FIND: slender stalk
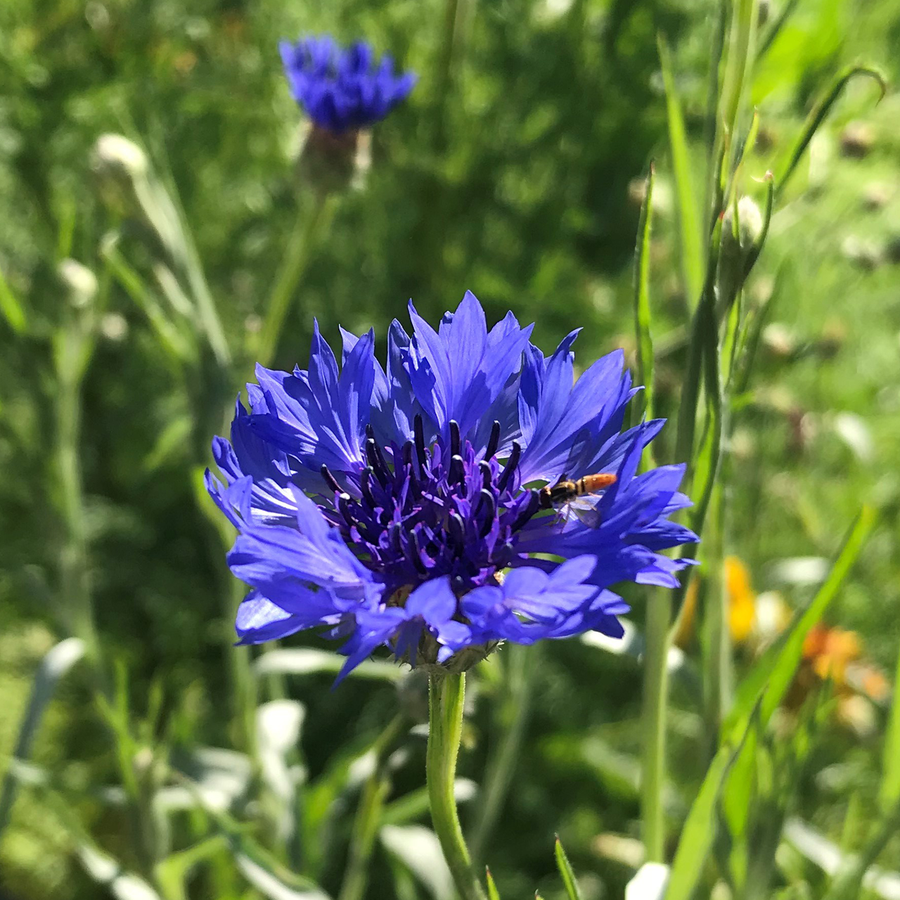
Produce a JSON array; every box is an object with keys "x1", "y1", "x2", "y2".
[
  {"x1": 427, "y1": 673, "x2": 487, "y2": 900},
  {"x1": 471, "y1": 645, "x2": 535, "y2": 863},
  {"x1": 54, "y1": 317, "x2": 99, "y2": 664},
  {"x1": 430, "y1": 0, "x2": 465, "y2": 153},
  {"x1": 701, "y1": 484, "x2": 730, "y2": 749},
  {"x1": 257, "y1": 192, "x2": 334, "y2": 369},
  {"x1": 337, "y1": 714, "x2": 408, "y2": 900},
  {"x1": 641, "y1": 592, "x2": 671, "y2": 862}
]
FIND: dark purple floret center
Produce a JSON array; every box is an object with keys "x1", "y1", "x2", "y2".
[{"x1": 319, "y1": 416, "x2": 540, "y2": 597}]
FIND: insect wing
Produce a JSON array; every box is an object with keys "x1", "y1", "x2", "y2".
[{"x1": 561, "y1": 495, "x2": 605, "y2": 529}]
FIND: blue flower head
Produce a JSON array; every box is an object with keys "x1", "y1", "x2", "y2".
[
  {"x1": 280, "y1": 35, "x2": 416, "y2": 133},
  {"x1": 208, "y1": 292, "x2": 698, "y2": 683}
]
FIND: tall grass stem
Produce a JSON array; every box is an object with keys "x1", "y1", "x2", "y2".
[
  {"x1": 641, "y1": 592, "x2": 672, "y2": 862},
  {"x1": 258, "y1": 193, "x2": 334, "y2": 369}
]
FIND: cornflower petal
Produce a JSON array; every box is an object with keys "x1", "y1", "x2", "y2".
[
  {"x1": 281, "y1": 35, "x2": 415, "y2": 133},
  {"x1": 209, "y1": 291, "x2": 697, "y2": 682}
]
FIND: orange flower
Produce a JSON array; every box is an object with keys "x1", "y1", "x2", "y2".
[
  {"x1": 726, "y1": 557, "x2": 756, "y2": 644},
  {"x1": 674, "y1": 556, "x2": 778, "y2": 649}
]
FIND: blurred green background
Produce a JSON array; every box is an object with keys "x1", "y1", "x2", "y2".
[{"x1": 1, "y1": 0, "x2": 899, "y2": 898}]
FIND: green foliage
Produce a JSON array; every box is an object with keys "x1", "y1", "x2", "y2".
[
  {"x1": 553, "y1": 837, "x2": 583, "y2": 900},
  {"x1": 1, "y1": 0, "x2": 900, "y2": 898}
]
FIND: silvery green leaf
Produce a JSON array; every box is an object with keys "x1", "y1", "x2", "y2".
[
  {"x1": 784, "y1": 818, "x2": 900, "y2": 900},
  {"x1": 165, "y1": 746, "x2": 252, "y2": 811},
  {"x1": 625, "y1": 863, "x2": 670, "y2": 900},
  {"x1": 257, "y1": 699, "x2": 306, "y2": 799},
  {"x1": 76, "y1": 844, "x2": 162, "y2": 900},
  {"x1": 235, "y1": 852, "x2": 331, "y2": 900},
  {"x1": 380, "y1": 825, "x2": 454, "y2": 900},
  {"x1": 255, "y1": 648, "x2": 403, "y2": 681},
  {"x1": 0, "y1": 637, "x2": 85, "y2": 837}
]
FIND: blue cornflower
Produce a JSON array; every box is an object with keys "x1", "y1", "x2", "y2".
[
  {"x1": 208, "y1": 292, "x2": 698, "y2": 682},
  {"x1": 280, "y1": 35, "x2": 416, "y2": 133}
]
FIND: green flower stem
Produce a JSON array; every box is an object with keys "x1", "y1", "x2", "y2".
[
  {"x1": 337, "y1": 713, "x2": 408, "y2": 900},
  {"x1": 258, "y1": 191, "x2": 335, "y2": 369},
  {"x1": 641, "y1": 590, "x2": 671, "y2": 862},
  {"x1": 427, "y1": 673, "x2": 487, "y2": 900}
]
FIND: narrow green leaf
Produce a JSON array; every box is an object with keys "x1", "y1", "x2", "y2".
[
  {"x1": 632, "y1": 164, "x2": 655, "y2": 421},
  {"x1": 154, "y1": 836, "x2": 228, "y2": 900},
  {"x1": 758, "y1": 507, "x2": 875, "y2": 725},
  {"x1": 657, "y1": 37, "x2": 704, "y2": 304},
  {"x1": 718, "y1": 0, "x2": 759, "y2": 149},
  {"x1": 0, "y1": 637, "x2": 86, "y2": 838},
  {"x1": 0, "y1": 264, "x2": 27, "y2": 334},
  {"x1": 665, "y1": 703, "x2": 760, "y2": 900},
  {"x1": 757, "y1": 0, "x2": 801, "y2": 58},
  {"x1": 102, "y1": 241, "x2": 196, "y2": 364},
  {"x1": 722, "y1": 506, "x2": 875, "y2": 741},
  {"x1": 879, "y1": 639, "x2": 900, "y2": 813},
  {"x1": 777, "y1": 65, "x2": 887, "y2": 198},
  {"x1": 555, "y1": 837, "x2": 583, "y2": 900},
  {"x1": 485, "y1": 868, "x2": 502, "y2": 900},
  {"x1": 741, "y1": 172, "x2": 775, "y2": 279}
]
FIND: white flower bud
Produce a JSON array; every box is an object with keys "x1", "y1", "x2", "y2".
[
  {"x1": 90, "y1": 133, "x2": 149, "y2": 212},
  {"x1": 100, "y1": 312, "x2": 128, "y2": 342},
  {"x1": 723, "y1": 196, "x2": 764, "y2": 252},
  {"x1": 57, "y1": 258, "x2": 98, "y2": 309},
  {"x1": 626, "y1": 863, "x2": 670, "y2": 900}
]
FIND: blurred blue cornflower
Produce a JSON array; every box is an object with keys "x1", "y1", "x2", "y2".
[
  {"x1": 280, "y1": 35, "x2": 416, "y2": 133},
  {"x1": 208, "y1": 293, "x2": 698, "y2": 681}
]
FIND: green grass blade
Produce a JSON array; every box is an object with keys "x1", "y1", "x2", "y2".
[
  {"x1": 879, "y1": 639, "x2": 900, "y2": 813},
  {"x1": 0, "y1": 264, "x2": 27, "y2": 335},
  {"x1": 665, "y1": 703, "x2": 760, "y2": 900},
  {"x1": 657, "y1": 37, "x2": 704, "y2": 305},
  {"x1": 154, "y1": 836, "x2": 228, "y2": 900},
  {"x1": 718, "y1": 0, "x2": 758, "y2": 151},
  {"x1": 722, "y1": 506, "x2": 875, "y2": 740},
  {"x1": 554, "y1": 837, "x2": 583, "y2": 900},
  {"x1": 632, "y1": 164, "x2": 655, "y2": 420},
  {"x1": 757, "y1": 507, "x2": 875, "y2": 725},
  {"x1": 0, "y1": 637, "x2": 86, "y2": 840},
  {"x1": 486, "y1": 868, "x2": 502, "y2": 900},
  {"x1": 757, "y1": 0, "x2": 801, "y2": 58},
  {"x1": 777, "y1": 65, "x2": 886, "y2": 198}
]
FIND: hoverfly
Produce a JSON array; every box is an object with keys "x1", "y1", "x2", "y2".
[{"x1": 538, "y1": 472, "x2": 617, "y2": 527}]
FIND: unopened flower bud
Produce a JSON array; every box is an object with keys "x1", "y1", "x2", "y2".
[
  {"x1": 716, "y1": 195, "x2": 766, "y2": 317},
  {"x1": 90, "y1": 133, "x2": 149, "y2": 213},
  {"x1": 281, "y1": 35, "x2": 414, "y2": 195},
  {"x1": 100, "y1": 312, "x2": 128, "y2": 342},
  {"x1": 297, "y1": 121, "x2": 372, "y2": 194},
  {"x1": 57, "y1": 259, "x2": 98, "y2": 309},
  {"x1": 723, "y1": 196, "x2": 764, "y2": 253}
]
